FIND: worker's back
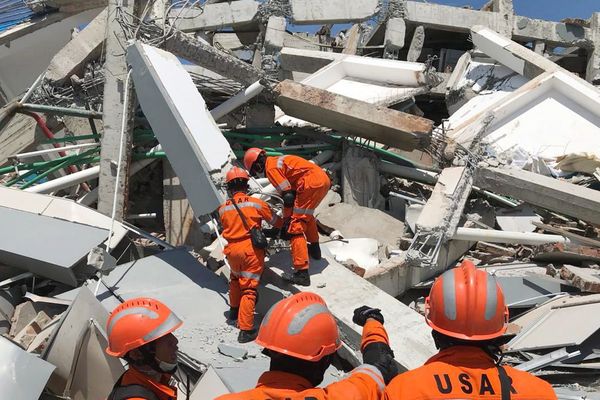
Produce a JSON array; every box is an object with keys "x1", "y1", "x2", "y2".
[
  {"x1": 265, "y1": 155, "x2": 324, "y2": 190},
  {"x1": 384, "y1": 346, "x2": 556, "y2": 400},
  {"x1": 218, "y1": 368, "x2": 383, "y2": 400}
]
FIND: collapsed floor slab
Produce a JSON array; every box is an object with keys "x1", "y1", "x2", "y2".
[
  {"x1": 274, "y1": 80, "x2": 433, "y2": 151},
  {"x1": 172, "y1": 0, "x2": 260, "y2": 32},
  {"x1": 290, "y1": 0, "x2": 379, "y2": 25}
]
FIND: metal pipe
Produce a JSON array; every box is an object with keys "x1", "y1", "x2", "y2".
[
  {"x1": 127, "y1": 213, "x2": 157, "y2": 220},
  {"x1": 13, "y1": 143, "x2": 99, "y2": 161},
  {"x1": 453, "y1": 227, "x2": 569, "y2": 245},
  {"x1": 20, "y1": 72, "x2": 45, "y2": 104},
  {"x1": 378, "y1": 161, "x2": 438, "y2": 185},
  {"x1": 210, "y1": 80, "x2": 264, "y2": 121},
  {"x1": 310, "y1": 150, "x2": 335, "y2": 166},
  {"x1": 25, "y1": 165, "x2": 100, "y2": 194},
  {"x1": 389, "y1": 191, "x2": 426, "y2": 205},
  {"x1": 19, "y1": 103, "x2": 103, "y2": 119}
]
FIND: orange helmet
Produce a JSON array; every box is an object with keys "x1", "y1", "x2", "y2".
[
  {"x1": 243, "y1": 148, "x2": 265, "y2": 171},
  {"x1": 256, "y1": 292, "x2": 341, "y2": 361},
  {"x1": 106, "y1": 298, "x2": 183, "y2": 357},
  {"x1": 226, "y1": 167, "x2": 250, "y2": 183},
  {"x1": 425, "y1": 260, "x2": 509, "y2": 341}
]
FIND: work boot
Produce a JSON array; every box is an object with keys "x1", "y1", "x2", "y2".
[
  {"x1": 308, "y1": 243, "x2": 322, "y2": 260},
  {"x1": 238, "y1": 329, "x2": 258, "y2": 343},
  {"x1": 282, "y1": 270, "x2": 311, "y2": 287},
  {"x1": 228, "y1": 307, "x2": 239, "y2": 321}
]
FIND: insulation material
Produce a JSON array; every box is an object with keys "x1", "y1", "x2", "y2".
[{"x1": 323, "y1": 238, "x2": 380, "y2": 271}]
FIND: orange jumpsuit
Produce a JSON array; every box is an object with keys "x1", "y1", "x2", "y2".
[
  {"x1": 108, "y1": 366, "x2": 177, "y2": 400},
  {"x1": 384, "y1": 346, "x2": 557, "y2": 400},
  {"x1": 218, "y1": 192, "x2": 279, "y2": 331},
  {"x1": 216, "y1": 319, "x2": 388, "y2": 400},
  {"x1": 265, "y1": 155, "x2": 331, "y2": 270}
]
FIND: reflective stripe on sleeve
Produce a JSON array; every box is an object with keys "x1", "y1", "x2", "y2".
[
  {"x1": 276, "y1": 179, "x2": 292, "y2": 192},
  {"x1": 351, "y1": 364, "x2": 385, "y2": 393},
  {"x1": 219, "y1": 202, "x2": 262, "y2": 215},
  {"x1": 277, "y1": 155, "x2": 288, "y2": 168},
  {"x1": 293, "y1": 207, "x2": 315, "y2": 216}
]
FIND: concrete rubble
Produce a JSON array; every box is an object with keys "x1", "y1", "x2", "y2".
[{"x1": 0, "y1": 0, "x2": 600, "y2": 398}]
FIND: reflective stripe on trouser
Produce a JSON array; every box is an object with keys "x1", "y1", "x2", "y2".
[{"x1": 225, "y1": 240, "x2": 265, "y2": 330}]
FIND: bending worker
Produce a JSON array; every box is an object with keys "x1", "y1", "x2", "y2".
[
  {"x1": 216, "y1": 292, "x2": 397, "y2": 400},
  {"x1": 244, "y1": 148, "x2": 330, "y2": 286},
  {"x1": 106, "y1": 298, "x2": 182, "y2": 400},
  {"x1": 219, "y1": 166, "x2": 280, "y2": 343},
  {"x1": 385, "y1": 260, "x2": 557, "y2": 400}
]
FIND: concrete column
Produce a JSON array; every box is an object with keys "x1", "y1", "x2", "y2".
[
  {"x1": 491, "y1": 0, "x2": 513, "y2": 37},
  {"x1": 407, "y1": 25, "x2": 425, "y2": 62},
  {"x1": 264, "y1": 16, "x2": 286, "y2": 54},
  {"x1": 384, "y1": 18, "x2": 406, "y2": 59},
  {"x1": 586, "y1": 12, "x2": 600, "y2": 85},
  {"x1": 533, "y1": 40, "x2": 546, "y2": 55},
  {"x1": 97, "y1": 0, "x2": 138, "y2": 218}
]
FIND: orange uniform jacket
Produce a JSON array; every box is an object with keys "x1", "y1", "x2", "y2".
[
  {"x1": 384, "y1": 346, "x2": 557, "y2": 400},
  {"x1": 265, "y1": 155, "x2": 326, "y2": 194},
  {"x1": 216, "y1": 319, "x2": 389, "y2": 400},
  {"x1": 218, "y1": 192, "x2": 278, "y2": 241},
  {"x1": 109, "y1": 367, "x2": 177, "y2": 400}
]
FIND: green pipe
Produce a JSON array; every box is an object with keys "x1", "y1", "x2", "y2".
[
  {"x1": 19, "y1": 148, "x2": 99, "y2": 189},
  {"x1": 44, "y1": 134, "x2": 101, "y2": 144}
]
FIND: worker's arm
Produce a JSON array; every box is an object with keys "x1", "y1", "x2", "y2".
[
  {"x1": 354, "y1": 306, "x2": 398, "y2": 385},
  {"x1": 266, "y1": 166, "x2": 292, "y2": 194}
]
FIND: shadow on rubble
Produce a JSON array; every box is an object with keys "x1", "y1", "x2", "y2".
[{"x1": 97, "y1": 248, "x2": 228, "y2": 303}]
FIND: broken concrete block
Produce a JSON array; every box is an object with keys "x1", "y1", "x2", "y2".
[
  {"x1": 14, "y1": 310, "x2": 51, "y2": 349},
  {"x1": 384, "y1": 18, "x2": 406, "y2": 51},
  {"x1": 9, "y1": 301, "x2": 36, "y2": 338},
  {"x1": 407, "y1": 26, "x2": 425, "y2": 62},
  {"x1": 317, "y1": 203, "x2": 405, "y2": 249},
  {"x1": 560, "y1": 265, "x2": 600, "y2": 293},
  {"x1": 275, "y1": 80, "x2": 433, "y2": 151},
  {"x1": 290, "y1": 0, "x2": 379, "y2": 24},
  {"x1": 45, "y1": 8, "x2": 107, "y2": 83},
  {"x1": 264, "y1": 16, "x2": 286, "y2": 53},
  {"x1": 218, "y1": 343, "x2": 248, "y2": 360},
  {"x1": 173, "y1": 0, "x2": 260, "y2": 32}
]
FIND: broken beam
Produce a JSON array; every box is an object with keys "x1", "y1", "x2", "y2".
[
  {"x1": 274, "y1": 80, "x2": 433, "y2": 151},
  {"x1": 475, "y1": 167, "x2": 600, "y2": 225}
]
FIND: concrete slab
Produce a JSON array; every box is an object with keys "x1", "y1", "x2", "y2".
[
  {"x1": 263, "y1": 252, "x2": 436, "y2": 371},
  {"x1": 384, "y1": 18, "x2": 406, "y2": 51},
  {"x1": 190, "y1": 365, "x2": 230, "y2": 399},
  {"x1": 0, "y1": 335, "x2": 55, "y2": 400},
  {"x1": 290, "y1": 0, "x2": 379, "y2": 25},
  {"x1": 264, "y1": 16, "x2": 286, "y2": 53},
  {"x1": 275, "y1": 80, "x2": 433, "y2": 151},
  {"x1": 280, "y1": 47, "x2": 344, "y2": 75},
  {"x1": 496, "y1": 205, "x2": 541, "y2": 233},
  {"x1": 317, "y1": 203, "x2": 405, "y2": 250},
  {"x1": 128, "y1": 42, "x2": 233, "y2": 217},
  {"x1": 0, "y1": 206, "x2": 109, "y2": 286},
  {"x1": 173, "y1": 1, "x2": 260, "y2": 32},
  {"x1": 475, "y1": 167, "x2": 600, "y2": 225}
]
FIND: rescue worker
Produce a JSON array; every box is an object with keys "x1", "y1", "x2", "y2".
[
  {"x1": 384, "y1": 260, "x2": 557, "y2": 400},
  {"x1": 216, "y1": 292, "x2": 398, "y2": 400},
  {"x1": 244, "y1": 148, "x2": 331, "y2": 286},
  {"x1": 106, "y1": 297, "x2": 183, "y2": 400},
  {"x1": 219, "y1": 166, "x2": 280, "y2": 343}
]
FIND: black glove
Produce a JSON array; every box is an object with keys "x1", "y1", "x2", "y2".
[
  {"x1": 282, "y1": 191, "x2": 296, "y2": 208},
  {"x1": 280, "y1": 218, "x2": 292, "y2": 240},
  {"x1": 363, "y1": 342, "x2": 398, "y2": 384},
  {"x1": 353, "y1": 306, "x2": 384, "y2": 326}
]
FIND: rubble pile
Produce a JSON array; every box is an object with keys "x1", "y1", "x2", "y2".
[{"x1": 0, "y1": 0, "x2": 599, "y2": 399}]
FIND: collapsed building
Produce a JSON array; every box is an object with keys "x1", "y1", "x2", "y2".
[{"x1": 0, "y1": 0, "x2": 600, "y2": 399}]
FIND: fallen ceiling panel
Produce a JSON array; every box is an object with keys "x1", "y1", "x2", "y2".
[
  {"x1": 0, "y1": 335, "x2": 55, "y2": 400},
  {"x1": 127, "y1": 42, "x2": 232, "y2": 217}
]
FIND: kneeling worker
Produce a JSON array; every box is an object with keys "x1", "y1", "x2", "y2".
[
  {"x1": 106, "y1": 298, "x2": 183, "y2": 400},
  {"x1": 216, "y1": 292, "x2": 398, "y2": 400},
  {"x1": 219, "y1": 166, "x2": 280, "y2": 343},
  {"x1": 244, "y1": 148, "x2": 331, "y2": 286},
  {"x1": 384, "y1": 260, "x2": 557, "y2": 400}
]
